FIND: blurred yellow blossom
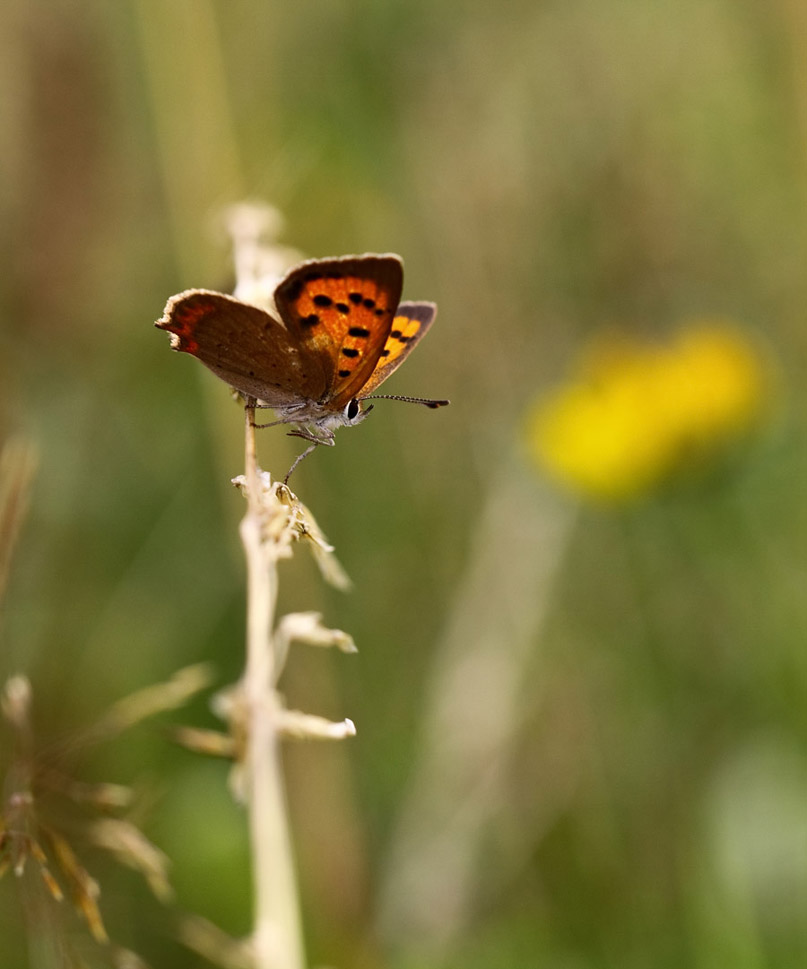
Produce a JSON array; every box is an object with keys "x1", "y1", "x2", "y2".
[{"x1": 526, "y1": 321, "x2": 772, "y2": 501}]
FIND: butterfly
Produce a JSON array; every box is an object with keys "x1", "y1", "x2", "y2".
[{"x1": 155, "y1": 253, "x2": 449, "y2": 480}]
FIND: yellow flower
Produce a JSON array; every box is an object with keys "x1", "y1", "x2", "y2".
[{"x1": 526, "y1": 321, "x2": 771, "y2": 502}]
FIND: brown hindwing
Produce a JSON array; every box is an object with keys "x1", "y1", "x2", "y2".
[{"x1": 155, "y1": 290, "x2": 328, "y2": 406}]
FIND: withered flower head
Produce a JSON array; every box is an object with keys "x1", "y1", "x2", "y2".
[{"x1": 0, "y1": 667, "x2": 211, "y2": 963}]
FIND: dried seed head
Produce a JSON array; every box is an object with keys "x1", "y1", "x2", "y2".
[{"x1": 232, "y1": 472, "x2": 351, "y2": 588}]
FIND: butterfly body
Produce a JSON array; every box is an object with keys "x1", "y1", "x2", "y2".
[{"x1": 156, "y1": 254, "x2": 447, "y2": 476}]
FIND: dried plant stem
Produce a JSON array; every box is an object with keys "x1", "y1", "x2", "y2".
[
  {"x1": 241, "y1": 405, "x2": 305, "y2": 969},
  {"x1": 0, "y1": 438, "x2": 37, "y2": 615}
]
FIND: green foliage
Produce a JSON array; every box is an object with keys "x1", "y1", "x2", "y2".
[{"x1": 2, "y1": 0, "x2": 807, "y2": 965}]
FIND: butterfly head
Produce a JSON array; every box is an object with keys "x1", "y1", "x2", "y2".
[
  {"x1": 343, "y1": 397, "x2": 374, "y2": 425},
  {"x1": 309, "y1": 397, "x2": 374, "y2": 435}
]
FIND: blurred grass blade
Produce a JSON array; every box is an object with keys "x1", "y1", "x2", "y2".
[{"x1": 0, "y1": 438, "x2": 37, "y2": 613}]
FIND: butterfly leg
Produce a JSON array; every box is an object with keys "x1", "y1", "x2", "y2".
[
  {"x1": 247, "y1": 399, "x2": 310, "y2": 430},
  {"x1": 283, "y1": 443, "x2": 322, "y2": 483},
  {"x1": 283, "y1": 427, "x2": 336, "y2": 483},
  {"x1": 252, "y1": 405, "x2": 310, "y2": 431}
]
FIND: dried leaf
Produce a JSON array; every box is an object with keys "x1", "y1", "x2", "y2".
[
  {"x1": 172, "y1": 725, "x2": 237, "y2": 758},
  {"x1": 89, "y1": 818, "x2": 172, "y2": 903},
  {"x1": 276, "y1": 612, "x2": 357, "y2": 655},
  {"x1": 98, "y1": 663, "x2": 215, "y2": 736},
  {"x1": 179, "y1": 913, "x2": 255, "y2": 969}
]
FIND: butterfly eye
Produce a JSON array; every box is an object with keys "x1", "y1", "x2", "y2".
[{"x1": 345, "y1": 399, "x2": 361, "y2": 421}]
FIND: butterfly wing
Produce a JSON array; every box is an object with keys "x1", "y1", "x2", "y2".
[
  {"x1": 356, "y1": 301, "x2": 438, "y2": 397},
  {"x1": 274, "y1": 254, "x2": 403, "y2": 409},
  {"x1": 156, "y1": 289, "x2": 329, "y2": 406}
]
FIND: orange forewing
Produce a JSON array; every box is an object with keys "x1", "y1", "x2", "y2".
[
  {"x1": 274, "y1": 255, "x2": 403, "y2": 407},
  {"x1": 358, "y1": 302, "x2": 438, "y2": 397}
]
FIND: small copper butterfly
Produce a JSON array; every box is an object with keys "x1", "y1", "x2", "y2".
[{"x1": 156, "y1": 253, "x2": 449, "y2": 479}]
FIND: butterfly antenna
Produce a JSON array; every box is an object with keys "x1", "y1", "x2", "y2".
[{"x1": 360, "y1": 394, "x2": 450, "y2": 409}]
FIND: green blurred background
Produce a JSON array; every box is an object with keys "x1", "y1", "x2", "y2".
[{"x1": 3, "y1": 0, "x2": 807, "y2": 966}]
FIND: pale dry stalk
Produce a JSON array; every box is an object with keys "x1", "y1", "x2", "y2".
[{"x1": 240, "y1": 405, "x2": 305, "y2": 969}]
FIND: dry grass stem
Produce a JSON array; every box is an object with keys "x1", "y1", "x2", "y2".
[
  {"x1": 239, "y1": 405, "x2": 306, "y2": 969},
  {"x1": 0, "y1": 437, "x2": 37, "y2": 613},
  {"x1": 227, "y1": 391, "x2": 358, "y2": 969}
]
